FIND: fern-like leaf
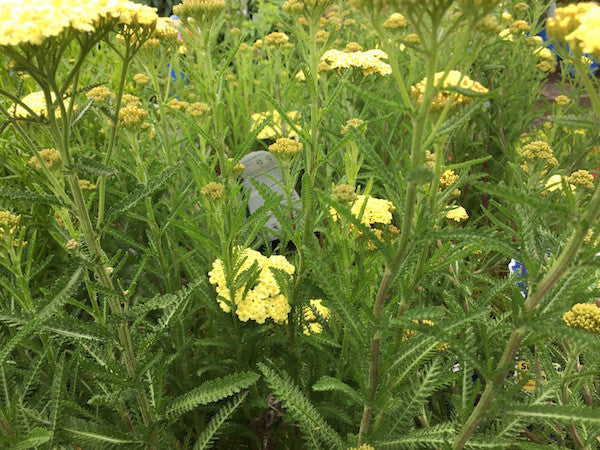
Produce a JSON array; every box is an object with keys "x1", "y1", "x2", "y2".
[
  {"x1": 312, "y1": 376, "x2": 362, "y2": 405},
  {"x1": 165, "y1": 371, "x2": 259, "y2": 419},
  {"x1": 12, "y1": 427, "x2": 52, "y2": 450},
  {"x1": 258, "y1": 363, "x2": 345, "y2": 449},
  {"x1": 193, "y1": 391, "x2": 248, "y2": 450}
]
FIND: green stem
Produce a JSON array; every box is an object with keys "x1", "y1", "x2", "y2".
[
  {"x1": 358, "y1": 32, "x2": 440, "y2": 445},
  {"x1": 452, "y1": 139, "x2": 600, "y2": 448},
  {"x1": 97, "y1": 42, "x2": 133, "y2": 228}
]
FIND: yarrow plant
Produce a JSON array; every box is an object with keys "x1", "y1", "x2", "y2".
[{"x1": 3, "y1": 0, "x2": 600, "y2": 448}]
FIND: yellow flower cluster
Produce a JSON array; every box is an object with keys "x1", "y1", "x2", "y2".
[
  {"x1": 331, "y1": 184, "x2": 358, "y2": 204},
  {"x1": 533, "y1": 46, "x2": 556, "y2": 73},
  {"x1": 330, "y1": 194, "x2": 394, "y2": 227},
  {"x1": 208, "y1": 248, "x2": 295, "y2": 324},
  {"x1": 133, "y1": 73, "x2": 150, "y2": 85},
  {"x1": 118, "y1": 104, "x2": 148, "y2": 130},
  {"x1": 341, "y1": 118, "x2": 366, "y2": 136},
  {"x1": 188, "y1": 102, "x2": 210, "y2": 117},
  {"x1": 383, "y1": 12, "x2": 408, "y2": 29},
  {"x1": 509, "y1": 19, "x2": 531, "y2": 34},
  {"x1": 544, "y1": 174, "x2": 575, "y2": 194},
  {"x1": 173, "y1": 0, "x2": 226, "y2": 26},
  {"x1": 121, "y1": 93, "x2": 143, "y2": 107},
  {"x1": 547, "y1": 2, "x2": 600, "y2": 58},
  {"x1": 28, "y1": 148, "x2": 62, "y2": 171},
  {"x1": 344, "y1": 42, "x2": 363, "y2": 53},
  {"x1": 79, "y1": 179, "x2": 97, "y2": 190},
  {"x1": 200, "y1": 181, "x2": 224, "y2": 199},
  {"x1": 86, "y1": 86, "x2": 116, "y2": 103},
  {"x1": 425, "y1": 150, "x2": 436, "y2": 169},
  {"x1": 563, "y1": 303, "x2": 600, "y2": 334},
  {"x1": 520, "y1": 140, "x2": 558, "y2": 174},
  {"x1": 321, "y1": 49, "x2": 392, "y2": 76},
  {"x1": 251, "y1": 110, "x2": 300, "y2": 140},
  {"x1": 303, "y1": 299, "x2": 330, "y2": 336},
  {"x1": 521, "y1": 141, "x2": 555, "y2": 161},
  {"x1": 568, "y1": 170, "x2": 594, "y2": 189},
  {"x1": 0, "y1": 211, "x2": 20, "y2": 235},
  {"x1": 264, "y1": 32, "x2": 291, "y2": 48},
  {"x1": 0, "y1": 0, "x2": 158, "y2": 47},
  {"x1": 10, "y1": 91, "x2": 72, "y2": 119},
  {"x1": 154, "y1": 16, "x2": 179, "y2": 45},
  {"x1": 411, "y1": 70, "x2": 488, "y2": 110},
  {"x1": 316, "y1": 30, "x2": 329, "y2": 43},
  {"x1": 446, "y1": 206, "x2": 469, "y2": 222},
  {"x1": 555, "y1": 95, "x2": 570, "y2": 106},
  {"x1": 268, "y1": 138, "x2": 303, "y2": 158},
  {"x1": 439, "y1": 170, "x2": 458, "y2": 188},
  {"x1": 282, "y1": 0, "x2": 334, "y2": 15}
]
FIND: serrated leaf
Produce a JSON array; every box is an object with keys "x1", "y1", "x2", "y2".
[
  {"x1": 166, "y1": 371, "x2": 259, "y2": 419},
  {"x1": 73, "y1": 157, "x2": 118, "y2": 177},
  {"x1": 312, "y1": 376, "x2": 362, "y2": 405},
  {"x1": 12, "y1": 427, "x2": 52, "y2": 450},
  {"x1": 259, "y1": 363, "x2": 344, "y2": 449},
  {"x1": 103, "y1": 162, "x2": 181, "y2": 225},
  {"x1": 0, "y1": 188, "x2": 64, "y2": 206},
  {"x1": 193, "y1": 391, "x2": 248, "y2": 450},
  {"x1": 502, "y1": 404, "x2": 600, "y2": 425}
]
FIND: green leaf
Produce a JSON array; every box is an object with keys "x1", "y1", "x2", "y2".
[
  {"x1": 258, "y1": 363, "x2": 344, "y2": 449},
  {"x1": 312, "y1": 376, "x2": 362, "y2": 405},
  {"x1": 193, "y1": 391, "x2": 248, "y2": 450},
  {"x1": 72, "y1": 157, "x2": 117, "y2": 177},
  {"x1": 12, "y1": 427, "x2": 52, "y2": 450},
  {"x1": 0, "y1": 265, "x2": 84, "y2": 362},
  {"x1": 103, "y1": 162, "x2": 181, "y2": 226},
  {"x1": 501, "y1": 404, "x2": 600, "y2": 425},
  {"x1": 166, "y1": 371, "x2": 259, "y2": 419},
  {"x1": 375, "y1": 422, "x2": 454, "y2": 448},
  {"x1": 0, "y1": 188, "x2": 64, "y2": 206}
]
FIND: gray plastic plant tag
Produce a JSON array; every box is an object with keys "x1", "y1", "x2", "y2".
[{"x1": 240, "y1": 151, "x2": 302, "y2": 240}]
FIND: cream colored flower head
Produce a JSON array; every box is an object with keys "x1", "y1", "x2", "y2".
[
  {"x1": 250, "y1": 110, "x2": 300, "y2": 140},
  {"x1": 412, "y1": 70, "x2": 488, "y2": 110},
  {"x1": 330, "y1": 194, "x2": 394, "y2": 227},
  {"x1": 208, "y1": 248, "x2": 294, "y2": 324},
  {"x1": 268, "y1": 138, "x2": 303, "y2": 158},
  {"x1": 11, "y1": 91, "x2": 72, "y2": 119},
  {"x1": 321, "y1": 48, "x2": 392, "y2": 76},
  {"x1": 446, "y1": 206, "x2": 468, "y2": 222},
  {"x1": 0, "y1": 0, "x2": 158, "y2": 47}
]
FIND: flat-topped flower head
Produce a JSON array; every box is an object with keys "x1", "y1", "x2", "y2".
[
  {"x1": 118, "y1": 104, "x2": 148, "y2": 129},
  {"x1": 0, "y1": 0, "x2": 158, "y2": 48},
  {"x1": 446, "y1": 206, "x2": 468, "y2": 222},
  {"x1": 264, "y1": 31, "x2": 290, "y2": 48},
  {"x1": 173, "y1": 0, "x2": 225, "y2": 27},
  {"x1": 10, "y1": 91, "x2": 72, "y2": 119},
  {"x1": 201, "y1": 181, "x2": 224, "y2": 199},
  {"x1": 383, "y1": 13, "x2": 407, "y2": 29},
  {"x1": 411, "y1": 70, "x2": 488, "y2": 110},
  {"x1": 547, "y1": 2, "x2": 599, "y2": 55},
  {"x1": 563, "y1": 303, "x2": 600, "y2": 334},
  {"x1": 28, "y1": 148, "x2": 62, "y2": 171},
  {"x1": 268, "y1": 138, "x2": 303, "y2": 158},
  {"x1": 321, "y1": 48, "x2": 392, "y2": 76},
  {"x1": 439, "y1": 170, "x2": 459, "y2": 188},
  {"x1": 0, "y1": 211, "x2": 20, "y2": 235},
  {"x1": 208, "y1": 248, "x2": 295, "y2": 324},
  {"x1": 251, "y1": 110, "x2": 300, "y2": 140},
  {"x1": 569, "y1": 170, "x2": 594, "y2": 189},
  {"x1": 330, "y1": 194, "x2": 394, "y2": 227}
]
